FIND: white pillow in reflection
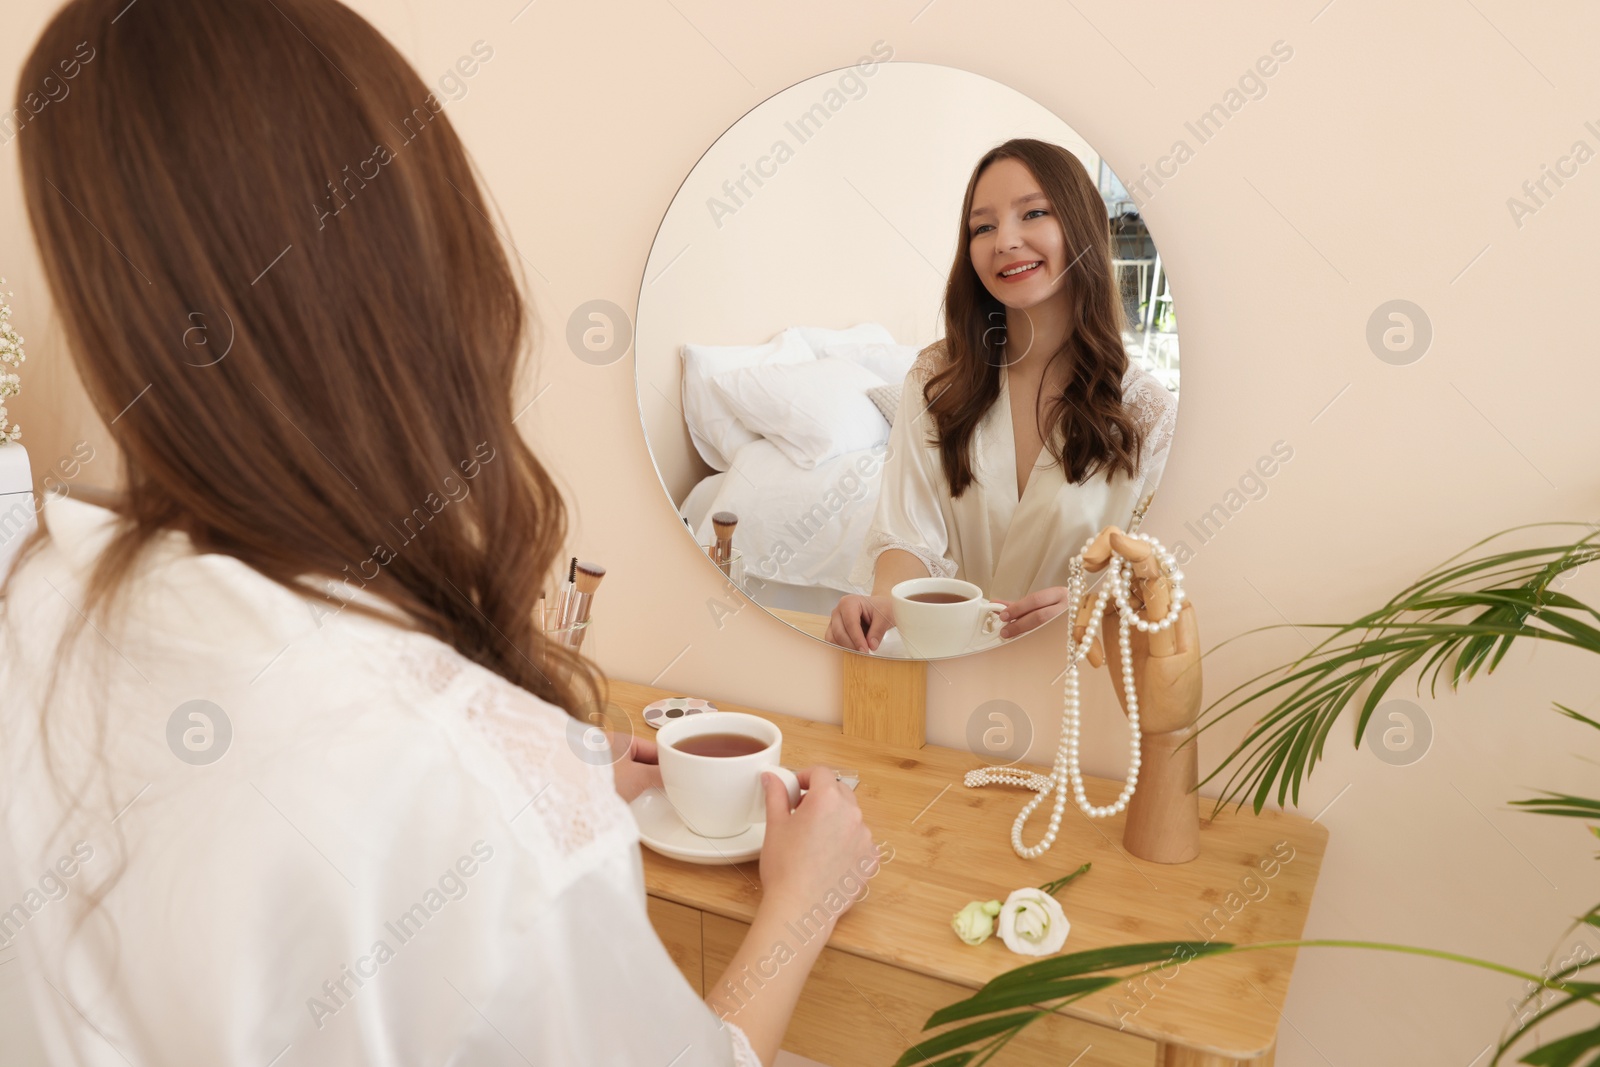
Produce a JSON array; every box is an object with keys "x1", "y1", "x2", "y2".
[
  {"x1": 821, "y1": 340, "x2": 921, "y2": 387},
  {"x1": 709, "y1": 356, "x2": 889, "y2": 469},
  {"x1": 680, "y1": 328, "x2": 813, "y2": 470},
  {"x1": 795, "y1": 322, "x2": 895, "y2": 355}
]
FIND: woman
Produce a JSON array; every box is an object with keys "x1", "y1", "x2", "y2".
[
  {"x1": 827, "y1": 139, "x2": 1176, "y2": 654},
  {"x1": 0, "y1": 1, "x2": 876, "y2": 1064}
]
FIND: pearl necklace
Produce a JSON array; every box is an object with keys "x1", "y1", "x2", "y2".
[{"x1": 963, "y1": 532, "x2": 1185, "y2": 859}]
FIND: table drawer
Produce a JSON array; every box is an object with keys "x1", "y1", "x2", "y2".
[{"x1": 702, "y1": 912, "x2": 1155, "y2": 1067}]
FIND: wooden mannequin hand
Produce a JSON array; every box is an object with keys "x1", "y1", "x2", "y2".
[
  {"x1": 1100, "y1": 601, "x2": 1202, "y2": 734},
  {"x1": 1069, "y1": 526, "x2": 1202, "y2": 735}
]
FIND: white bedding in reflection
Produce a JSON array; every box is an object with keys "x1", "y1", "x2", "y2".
[{"x1": 681, "y1": 438, "x2": 888, "y2": 596}]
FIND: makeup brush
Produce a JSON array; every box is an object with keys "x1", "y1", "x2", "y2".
[
  {"x1": 711, "y1": 511, "x2": 738, "y2": 577},
  {"x1": 568, "y1": 561, "x2": 607, "y2": 652},
  {"x1": 557, "y1": 556, "x2": 578, "y2": 628}
]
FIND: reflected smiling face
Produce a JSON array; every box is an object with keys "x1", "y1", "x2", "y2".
[{"x1": 967, "y1": 157, "x2": 1070, "y2": 313}]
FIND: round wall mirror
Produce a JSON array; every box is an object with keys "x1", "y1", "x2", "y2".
[{"x1": 635, "y1": 61, "x2": 1180, "y2": 660}]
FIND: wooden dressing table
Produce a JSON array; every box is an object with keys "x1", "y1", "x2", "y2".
[{"x1": 618, "y1": 678, "x2": 1329, "y2": 1066}]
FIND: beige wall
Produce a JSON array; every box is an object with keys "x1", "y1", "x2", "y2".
[{"x1": 3, "y1": 2, "x2": 1599, "y2": 1065}]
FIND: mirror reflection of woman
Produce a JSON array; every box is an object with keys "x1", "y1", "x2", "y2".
[{"x1": 826, "y1": 139, "x2": 1176, "y2": 653}]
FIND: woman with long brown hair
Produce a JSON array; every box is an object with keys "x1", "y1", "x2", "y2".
[
  {"x1": 0, "y1": 0, "x2": 876, "y2": 1063},
  {"x1": 826, "y1": 139, "x2": 1177, "y2": 653}
]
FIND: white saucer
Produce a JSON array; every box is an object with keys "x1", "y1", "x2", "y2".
[
  {"x1": 631, "y1": 787, "x2": 764, "y2": 865},
  {"x1": 872, "y1": 624, "x2": 1005, "y2": 659}
]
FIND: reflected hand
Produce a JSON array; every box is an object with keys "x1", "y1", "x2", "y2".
[
  {"x1": 608, "y1": 732, "x2": 662, "y2": 803},
  {"x1": 994, "y1": 586, "x2": 1070, "y2": 640},
  {"x1": 826, "y1": 594, "x2": 894, "y2": 653}
]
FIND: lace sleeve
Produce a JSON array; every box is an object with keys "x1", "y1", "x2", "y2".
[
  {"x1": 391, "y1": 633, "x2": 636, "y2": 894},
  {"x1": 904, "y1": 340, "x2": 944, "y2": 398},
  {"x1": 1120, "y1": 365, "x2": 1178, "y2": 533},
  {"x1": 724, "y1": 1020, "x2": 763, "y2": 1066},
  {"x1": 1122, "y1": 364, "x2": 1177, "y2": 472},
  {"x1": 853, "y1": 532, "x2": 959, "y2": 584}
]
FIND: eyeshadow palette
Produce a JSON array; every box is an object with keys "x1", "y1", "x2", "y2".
[{"x1": 642, "y1": 696, "x2": 720, "y2": 729}]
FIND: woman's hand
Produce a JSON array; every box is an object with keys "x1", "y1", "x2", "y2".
[
  {"x1": 607, "y1": 732, "x2": 662, "y2": 803},
  {"x1": 707, "y1": 769, "x2": 882, "y2": 1062},
  {"x1": 993, "y1": 586, "x2": 1070, "y2": 640},
  {"x1": 825, "y1": 594, "x2": 895, "y2": 653},
  {"x1": 758, "y1": 766, "x2": 879, "y2": 927}
]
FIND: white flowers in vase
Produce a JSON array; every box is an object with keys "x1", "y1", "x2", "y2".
[{"x1": 0, "y1": 278, "x2": 24, "y2": 444}]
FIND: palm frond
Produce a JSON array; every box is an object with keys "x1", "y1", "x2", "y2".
[
  {"x1": 1195, "y1": 526, "x2": 1600, "y2": 814},
  {"x1": 906, "y1": 937, "x2": 1587, "y2": 1066}
]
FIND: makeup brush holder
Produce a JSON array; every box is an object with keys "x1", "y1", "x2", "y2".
[
  {"x1": 537, "y1": 619, "x2": 594, "y2": 688},
  {"x1": 702, "y1": 545, "x2": 745, "y2": 588},
  {"x1": 542, "y1": 618, "x2": 590, "y2": 650}
]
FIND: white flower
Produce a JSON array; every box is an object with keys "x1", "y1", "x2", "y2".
[
  {"x1": 951, "y1": 899, "x2": 1002, "y2": 946},
  {"x1": 996, "y1": 888, "x2": 1070, "y2": 956}
]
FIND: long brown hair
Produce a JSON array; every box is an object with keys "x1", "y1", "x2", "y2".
[
  {"x1": 13, "y1": 0, "x2": 598, "y2": 728},
  {"x1": 926, "y1": 138, "x2": 1144, "y2": 496}
]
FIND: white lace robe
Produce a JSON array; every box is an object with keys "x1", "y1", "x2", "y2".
[
  {"x1": 0, "y1": 496, "x2": 759, "y2": 1067},
  {"x1": 850, "y1": 341, "x2": 1178, "y2": 601}
]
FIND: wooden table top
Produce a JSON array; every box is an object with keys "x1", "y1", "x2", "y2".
[
  {"x1": 615, "y1": 679, "x2": 1328, "y2": 1060},
  {"x1": 766, "y1": 606, "x2": 830, "y2": 640}
]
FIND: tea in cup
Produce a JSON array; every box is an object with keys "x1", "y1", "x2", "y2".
[
  {"x1": 891, "y1": 577, "x2": 1004, "y2": 658},
  {"x1": 656, "y1": 712, "x2": 802, "y2": 839}
]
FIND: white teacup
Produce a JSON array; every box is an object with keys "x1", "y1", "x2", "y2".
[
  {"x1": 891, "y1": 577, "x2": 1004, "y2": 659},
  {"x1": 656, "y1": 712, "x2": 802, "y2": 839}
]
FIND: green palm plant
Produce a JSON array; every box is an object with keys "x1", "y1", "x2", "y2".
[
  {"x1": 900, "y1": 522, "x2": 1600, "y2": 1066},
  {"x1": 1198, "y1": 521, "x2": 1600, "y2": 815}
]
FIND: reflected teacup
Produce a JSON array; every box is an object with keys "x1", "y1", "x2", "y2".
[
  {"x1": 891, "y1": 577, "x2": 1004, "y2": 659},
  {"x1": 656, "y1": 712, "x2": 802, "y2": 839}
]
